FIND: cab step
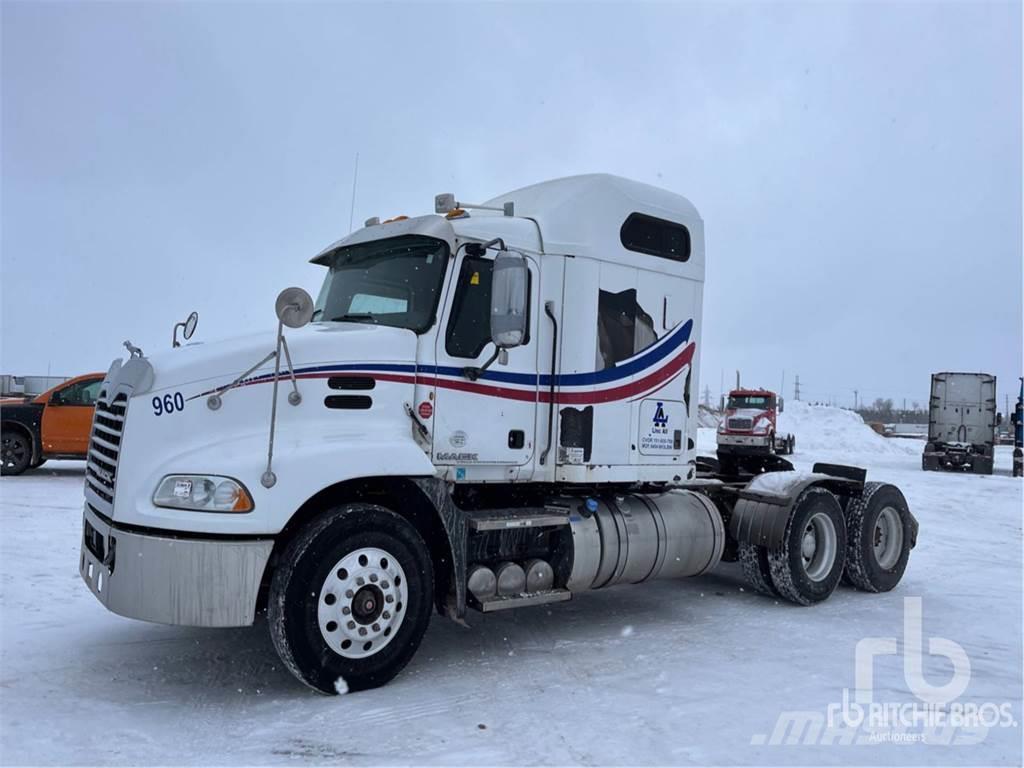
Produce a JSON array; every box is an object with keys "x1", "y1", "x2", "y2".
[
  {"x1": 467, "y1": 507, "x2": 570, "y2": 532},
  {"x1": 469, "y1": 588, "x2": 572, "y2": 612}
]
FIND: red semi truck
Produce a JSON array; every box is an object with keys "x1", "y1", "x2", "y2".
[{"x1": 716, "y1": 388, "x2": 794, "y2": 473}]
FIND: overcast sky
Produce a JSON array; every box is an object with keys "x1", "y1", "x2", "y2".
[{"x1": 3, "y1": 1, "x2": 1021, "y2": 411}]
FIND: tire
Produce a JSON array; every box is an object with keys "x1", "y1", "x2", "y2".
[
  {"x1": 739, "y1": 543, "x2": 778, "y2": 597},
  {"x1": 843, "y1": 482, "x2": 913, "y2": 593},
  {"x1": 269, "y1": 503, "x2": 434, "y2": 694},
  {"x1": 767, "y1": 487, "x2": 847, "y2": 606},
  {"x1": 1, "y1": 430, "x2": 31, "y2": 476}
]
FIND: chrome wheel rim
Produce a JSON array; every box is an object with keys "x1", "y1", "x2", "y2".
[
  {"x1": 800, "y1": 512, "x2": 837, "y2": 582},
  {"x1": 873, "y1": 507, "x2": 904, "y2": 570},
  {"x1": 317, "y1": 546, "x2": 408, "y2": 659}
]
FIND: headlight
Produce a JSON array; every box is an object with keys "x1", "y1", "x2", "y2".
[
  {"x1": 752, "y1": 420, "x2": 770, "y2": 435},
  {"x1": 153, "y1": 475, "x2": 254, "y2": 513}
]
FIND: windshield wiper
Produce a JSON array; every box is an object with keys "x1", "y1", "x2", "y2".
[{"x1": 330, "y1": 313, "x2": 377, "y2": 323}]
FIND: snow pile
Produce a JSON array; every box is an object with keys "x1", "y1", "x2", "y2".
[
  {"x1": 697, "y1": 404, "x2": 721, "y2": 428},
  {"x1": 776, "y1": 400, "x2": 919, "y2": 456}
]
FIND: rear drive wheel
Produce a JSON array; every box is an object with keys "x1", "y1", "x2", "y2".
[
  {"x1": 739, "y1": 543, "x2": 777, "y2": 597},
  {"x1": 843, "y1": 482, "x2": 913, "y2": 593},
  {"x1": 1, "y1": 430, "x2": 31, "y2": 476},
  {"x1": 767, "y1": 487, "x2": 847, "y2": 605},
  {"x1": 269, "y1": 503, "x2": 434, "y2": 694}
]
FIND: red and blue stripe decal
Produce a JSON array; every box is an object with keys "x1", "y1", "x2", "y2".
[{"x1": 196, "y1": 320, "x2": 694, "y2": 406}]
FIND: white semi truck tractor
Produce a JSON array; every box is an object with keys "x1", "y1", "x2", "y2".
[{"x1": 79, "y1": 175, "x2": 918, "y2": 693}]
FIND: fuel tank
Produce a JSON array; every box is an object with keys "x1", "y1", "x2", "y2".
[{"x1": 565, "y1": 490, "x2": 725, "y2": 592}]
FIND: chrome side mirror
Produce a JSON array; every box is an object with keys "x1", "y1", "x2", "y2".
[
  {"x1": 172, "y1": 311, "x2": 199, "y2": 348},
  {"x1": 275, "y1": 287, "x2": 314, "y2": 329},
  {"x1": 183, "y1": 311, "x2": 199, "y2": 339},
  {"x1": 490, "y1": 253, "x2": 528, "y2": 348}
]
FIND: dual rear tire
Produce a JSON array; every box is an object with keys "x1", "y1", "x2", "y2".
[
  {"x1": 842, "y1": 482, "x2": 914, "y2": 593},
  {"x1": 739, "y1": 482, "x2": 913, "y2": 604}
]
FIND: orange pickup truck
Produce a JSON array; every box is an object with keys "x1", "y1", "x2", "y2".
[{"x1": 1, "y1": 373, "x2": 104, "y2": 475}]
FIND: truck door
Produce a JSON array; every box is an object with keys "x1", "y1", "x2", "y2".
[
  {"x1": 430, "y1": 250, "x2": 540, "y2": 474},
  {"x1": 40, "y1": 377, "x2": 102, "y2": 454}
]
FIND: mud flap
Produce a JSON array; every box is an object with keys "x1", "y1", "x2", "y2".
[{"x1": 729, "y1": 470, "x2": 864, "y2": 551}]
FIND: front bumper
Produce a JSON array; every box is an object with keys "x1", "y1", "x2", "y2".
[
  {"x1": 717, "y1": 433, "x2": 771, "y2": 454},
  {"x1": 924, "y1": 449, "x2": 976, "y2": 470},
  {"x1": 79, "y1": 504, "x2": 274, "y2": 627}
]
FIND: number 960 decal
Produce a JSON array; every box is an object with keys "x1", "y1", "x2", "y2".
[{"x1": 152, "y1": 392, "x2": 185, "y2": 416}]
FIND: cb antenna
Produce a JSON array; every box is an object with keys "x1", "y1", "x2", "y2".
[{"x1": 348, "y1": 152, "x2": 360, "y2": 232}]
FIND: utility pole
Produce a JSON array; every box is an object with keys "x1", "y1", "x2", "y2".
[
  {"x1": 853, "y1": 389, "x2": 859, "y2": 410},
  {"x1": 794, "y1": 374, "x2": 801, "y2": 401},
  {"x1": 702, "y1": 385, "x2": 711, "y2": 408},
  {"x1": 736, "y1": 370, "x2": 741, "y2": 390}
]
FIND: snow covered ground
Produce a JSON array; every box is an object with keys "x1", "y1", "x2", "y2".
[{"x1": 1, "y1": 405, "x2": 1021, "y2": 766}]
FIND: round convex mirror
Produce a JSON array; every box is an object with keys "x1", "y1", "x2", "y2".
[
  {"x1": 275, "y1": 287, "x2": 314, "y2": 329},
  {"x1": 182, "y1": 311, "x2": 199, "y2": 340}
]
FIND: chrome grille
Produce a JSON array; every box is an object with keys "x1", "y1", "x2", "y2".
[
  {"x1": 727, "y1": 417, "x2": 753, "y2": 431},
  {"x1": 85, "y1": 391, "x2": 128, "y2": 511}
]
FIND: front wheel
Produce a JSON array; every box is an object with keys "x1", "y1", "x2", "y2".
[
  {"x1": 1, "y1": 430, "x2": 31, "y2": 476},
  {"x1": 269, "y1": 503, "x2": 434, "y2": 694}
]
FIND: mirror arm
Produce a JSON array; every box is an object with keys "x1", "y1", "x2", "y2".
[
  {"x1": 172, "y1": 321, "x2": 184, "y2": 349},
  {"x1": 465, "y1": 238, "x2": 506, "y2": 257},
  {"x1": 463, "y1": 346, "x2": 501, "y2": 381}
]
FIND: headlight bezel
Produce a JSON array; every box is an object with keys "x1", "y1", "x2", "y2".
[{"x1": 153, "y1": 474, "x2": 254, "y2": 513}]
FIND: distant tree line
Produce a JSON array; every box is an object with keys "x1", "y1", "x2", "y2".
[{"x1": 856, "y1": 398, "x2": 928, "y2": 424}]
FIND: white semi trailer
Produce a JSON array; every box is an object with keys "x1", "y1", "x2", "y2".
[
  {"x1": 79, "y1": 175, "x2": 918, "y2": 693},
  {"x1": 923, "y1": 372, "x2": 998, "y2": 474}
]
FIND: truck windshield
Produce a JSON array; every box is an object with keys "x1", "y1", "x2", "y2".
[
  {"x1": 728, "y1": 396, "x2": 773, "y2": 409},
  {"x1": 312, "y1": 235, "x2": 449, "y2": 333}
]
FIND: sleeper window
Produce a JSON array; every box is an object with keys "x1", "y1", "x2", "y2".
[{"x1": 596, "y1": 289, "x2": 658, "y2": 369}]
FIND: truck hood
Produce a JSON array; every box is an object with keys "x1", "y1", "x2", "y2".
[{"x1": 140, "y1": 322, "x2": 419, "y2": 395}]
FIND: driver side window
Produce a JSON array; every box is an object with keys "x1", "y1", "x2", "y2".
[
  {"x1": 55, "y1": 379, "x2": 102, "y2": 406},
  {"x1": 445, "y1": 257, "x2": 494, "y2": 359}
]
